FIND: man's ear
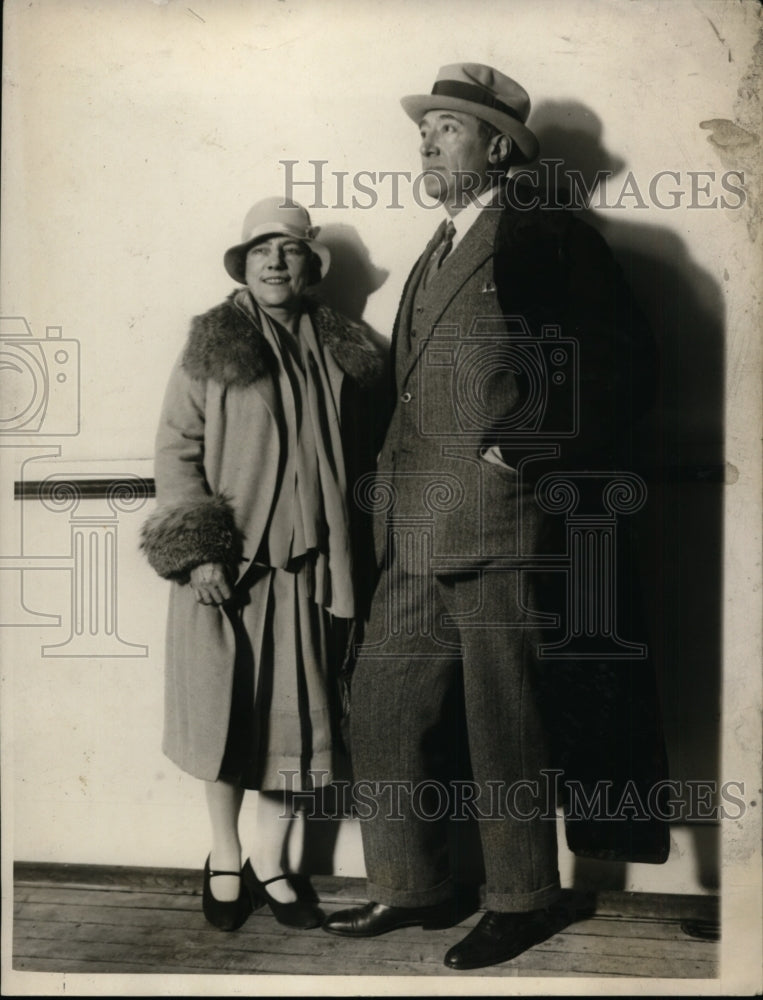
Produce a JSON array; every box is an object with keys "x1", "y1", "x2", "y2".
[{"x1": 488, "y1": 133, "x2": 512, "y2": 165}]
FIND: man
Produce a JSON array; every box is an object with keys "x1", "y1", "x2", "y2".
[{"x1": 323, "y1": 63, "x2": 663, "y2": 970}]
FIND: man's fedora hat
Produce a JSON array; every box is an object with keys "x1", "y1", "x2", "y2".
[
  {"x1": 401, "y1": 63, "x2": 539, "y2": 164},
  {"x1": 224, "y1": 197, "x2": 331, "y2": 284}
]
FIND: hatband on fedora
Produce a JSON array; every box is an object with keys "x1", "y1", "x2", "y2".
[
  {"x1": 401, "y1": 62, "x2": 539, "y2": 163},
  {"x1": 224, "y1": 197, "x2": 331, "y2": 284}
]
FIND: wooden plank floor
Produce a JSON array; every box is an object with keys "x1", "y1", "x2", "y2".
[{"x1": 12, "y1": 863, "x2": 719, "y2": 979}]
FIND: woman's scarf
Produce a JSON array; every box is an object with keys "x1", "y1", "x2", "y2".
[{"x1": 248, "y1": 295, "x2": 355, "y2": 619}]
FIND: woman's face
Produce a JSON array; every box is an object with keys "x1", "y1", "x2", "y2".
[{"x1": 245, "y1": 236, "x2": 311, "y2": 316}]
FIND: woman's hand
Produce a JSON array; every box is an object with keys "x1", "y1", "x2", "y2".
[{"x1": 189, "y1": 562, "x2": 232, "y2": 606}]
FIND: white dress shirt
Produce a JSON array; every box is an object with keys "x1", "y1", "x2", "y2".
[{"x1": 445, "y1": 183, "x2": 498, "y2": 250}]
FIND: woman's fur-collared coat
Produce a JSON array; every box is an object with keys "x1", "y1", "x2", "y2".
[{"x1": 141, "y1": 289, "x2": 384, "y2": 781}]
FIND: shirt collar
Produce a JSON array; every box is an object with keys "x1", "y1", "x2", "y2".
[{"x1": 446, "y1": 184, "x2": 499, "y2": 249}]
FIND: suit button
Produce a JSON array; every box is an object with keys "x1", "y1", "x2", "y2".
[
  {"x1": 410, "y1": 328, "x2": 417, "y2": 338},
  {"x1": 415, "y1": 306, "x2": 423, "y2": 313},
  {"x1": 401, "y1": 391, "x2": 412, "y2": 403}
]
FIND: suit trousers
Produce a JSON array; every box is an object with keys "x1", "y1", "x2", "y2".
[{"x1": 350, "y1": 538, "x2": 561, "y2": 912}]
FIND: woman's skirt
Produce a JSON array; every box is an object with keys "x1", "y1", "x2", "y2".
[{"x1": 218, "y1": 559, "x2": 348, "y2": 792}]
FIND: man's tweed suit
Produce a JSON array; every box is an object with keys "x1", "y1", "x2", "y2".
[{"x1": 349, "y1": 184, "x2": 662, "y2": 911}]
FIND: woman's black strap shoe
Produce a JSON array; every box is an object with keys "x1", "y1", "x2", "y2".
[
  {"x1": 202, "y1": 855, "x2": 259, "y2": 931},
  {"x1": 243, "y1": 861, "x2": 324, "y2": 929}
]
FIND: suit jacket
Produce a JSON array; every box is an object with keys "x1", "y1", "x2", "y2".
[
  {"x1": 369, "y1": 184, "x2": 669, "y2": 864},
  {"x1": 373, "y1": 182, "x2": 657, "y2": 571}
]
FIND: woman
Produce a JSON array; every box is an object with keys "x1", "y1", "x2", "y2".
[{"x1": 141, "y1": 197, "x2": 382, "y2": 931}]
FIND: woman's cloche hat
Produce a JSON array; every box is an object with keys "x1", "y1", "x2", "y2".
[
  {"x1": 224, "y1": 197, "x2": 331, "y2": 284},
  {"x1": 401, "y1": 62, "x2": 539, "y2": 164}
]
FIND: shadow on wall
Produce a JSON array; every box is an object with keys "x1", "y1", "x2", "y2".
[
  {"x1": 532, "y1": 100, "x2": 725, "y2": 891},
  {"x1": 294, "y1": 223, "x2": 390, "y2": 879},
  {"x1": 315, "y1": 222, "x2": 389, "y2": 353}
]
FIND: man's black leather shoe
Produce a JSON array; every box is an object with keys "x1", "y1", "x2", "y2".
[
  {"x1": 443, "y1": 910, "x2": 551, "y2": 969},
  {"x1": 323, "y1": 900, "x2": 457, "y2": 937}
]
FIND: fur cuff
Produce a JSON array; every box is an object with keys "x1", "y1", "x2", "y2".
[{"x1": 140, "y1": 495, "x2": 244, "y2": 583}]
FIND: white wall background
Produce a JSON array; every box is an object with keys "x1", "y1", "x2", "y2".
[{"x1": 1, "y1": 0, "x2": 761, "y2": 988}]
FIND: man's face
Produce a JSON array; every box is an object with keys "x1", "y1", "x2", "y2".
[
  {"x1": 418, "y1": 109, "x2": 493, "y2": 210},
  {"x1": 244, "y1": 235, "x2": 311, "y2": 315}
]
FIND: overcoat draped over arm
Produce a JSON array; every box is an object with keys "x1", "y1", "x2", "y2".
[{"x1": 492, "y1": 194, "x2": 670, "y2": 864}]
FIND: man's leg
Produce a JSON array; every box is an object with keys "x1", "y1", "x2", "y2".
[
  {"x1": 444, "y1": 569, "x2": 560, "y2": 907},
  {"x1": 438, "y1": 565, "x2": 561, "y2": 968},
  {"x1": 323, "y1": 562, "x2": 465, "y2": 935}
]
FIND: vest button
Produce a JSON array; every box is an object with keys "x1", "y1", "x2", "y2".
[{"x1": 401, "y1": 391, "x2": 412, "y2": 403}]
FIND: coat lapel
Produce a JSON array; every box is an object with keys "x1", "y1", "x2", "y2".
[
  {"x1": 392, "y1": 220, "x2": 448, "y2": 341},
  {"x1": 399, "y1": 206, "x2": 502, "y2": 386},
  {"x1": 426, "y1": 204, "x2": 502, "y2": 322}
]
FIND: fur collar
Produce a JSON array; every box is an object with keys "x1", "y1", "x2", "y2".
[{"x1": 182, "y1": 289, "x2": 383, "y2": 388}]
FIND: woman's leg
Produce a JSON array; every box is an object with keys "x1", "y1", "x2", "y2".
[
  {"x1": 205, "y1": 778, "x2": 245, "y2": 902},
  {"x1": 248, "y1": 790, "x2": 300, "y2": 902}
]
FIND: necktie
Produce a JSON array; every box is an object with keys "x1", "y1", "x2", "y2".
[{"x1": 422, "y1": 219, "x2": 456, "y2": 289}]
